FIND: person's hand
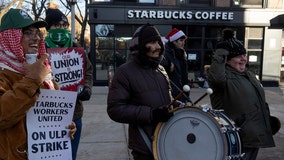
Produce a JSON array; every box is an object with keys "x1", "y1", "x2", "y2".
[
  {"x1": 215, "y1": 49, "x2": 229, "y2": 56},
  {"x1": 78, "y1": 86, "x2": 92, "y2": 101},
  {"x1": 214, "y1": 49, "x2": 229, "y2": 62},
  {"x1": 151, "y1": 107, "x2": 173, "y2": 123},
  {"x1": 68, "y1": 121, "x2": 77, "y2": 140},
  {"x1": 170, "y1": 62, "x2": 174, "y2": 72},
  {"x1": 23, "y1": 54, "x2": 50, "y2": 83}
]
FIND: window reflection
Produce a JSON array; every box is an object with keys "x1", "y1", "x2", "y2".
[
  {"x1": 92, "y1": 0, "x2": 155, "y2": 3},
  {"x1": 139, "y1": 0, "x2": 154, "y2": 3},
  {"x1": 245, "y1": 27, "x2": 263, "y2": 76},
  {"x1": 95, "y1": 24, "x2": 114, "y2": 37},
  {"x1": 93, "y1": 0, "x2": 110, "y2": 2},
  {"x1": 95, "y1": 24, "x2": 132, "y2": 81},
  {"x1": 179, "y1": 0, "x2": 212, "y2": 6}
]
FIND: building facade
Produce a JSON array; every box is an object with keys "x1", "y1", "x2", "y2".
[{"x1": 88, "y1": 0, "x2": 284, "y2": 86}]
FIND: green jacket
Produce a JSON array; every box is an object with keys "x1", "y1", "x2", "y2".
[{"x1": 208, "y1": 49, "x2": 275, "y2": 148}]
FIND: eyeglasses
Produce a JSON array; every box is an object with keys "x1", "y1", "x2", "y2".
[
  {"x1": 52, "y1": 23, "x2": 69, "y2": 29},
  {"x1": 22, "y1": 30, "x2": 42, "y2": 38}
]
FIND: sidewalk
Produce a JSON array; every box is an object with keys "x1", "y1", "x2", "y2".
[{"x1": 77, "y1": 86, "x2": 284, "y2": 160}]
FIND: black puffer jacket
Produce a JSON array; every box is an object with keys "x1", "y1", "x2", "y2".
[
  {"x1": 160, "y1": 43, "x2": 189, "y2": 102},
  {"x1": 107, "y1": 56, "x2": 172, "y2": 155}
]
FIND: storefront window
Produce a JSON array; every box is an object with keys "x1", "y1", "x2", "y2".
[
  {"x1": 94, "y1": 24, "x2": 131, "y2": 84},
  {"x1": 94, "y1": 0, "x2": 155, "y2": 2},
  {"x1": 91, "y1": 0, "x2": 155, "y2": 3},
  {"x1": 242, "y1": 0, "x2": 263, "y2": 6},
  {"x1": 245, "y1": 27, "x2": 264, "y2": 77},
  {"x1": 96, "y1": 24, "x2": 114, "y2": 37},
  {"x1": 95, "y1": 25, "x2": 115, "y2": 82},
  {"x1": 242, "y1": 0, "x2": 263, "y2": 7},
  {"x1": 181, "y1": 26, "x2": 223, "y2": 83},
  {"x1": 139, "y1": 0, "x2": 155, "y2": 3},
  {"x1": 92, "y1": 0, "x2": 111, "y2": 2},
  {"x1": 179, "y1": 0, "x2": 212, "y2": 6},
  {"x1": 248, "y1": 51, "x2": 262, "y2": 79},
  {"x1": 114, "y1": 37, "x2": 131, "y2": 67},
  {"x1": 115, "y1": 0, "x2": 136, "y2": 2},
  {"x1": 216, "y1": 0, "x2": 263, "y2": 8},
  {"x1": 96, "y1": 37, "x2": 114, "y2": 81}
]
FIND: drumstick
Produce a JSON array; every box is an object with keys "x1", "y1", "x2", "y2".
[
  {"x1": 168, "y1": 85, "x2": 190, "y2": 107},
  {"x1": 193, "y1": 88, "x2": 213, "y2": 105}
]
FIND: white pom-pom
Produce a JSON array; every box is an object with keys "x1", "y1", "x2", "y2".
[
  {"x1": 183, "y1": 85, "x2": 190, "y2": 92},
  {"x1": 206, "y1": 88, "x2": 213, "y2": 95}
]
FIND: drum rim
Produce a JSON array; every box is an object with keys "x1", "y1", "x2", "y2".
[
  {"x1": 152, "y1": 106, "x2": 230, "y2": 160},
  {"x1": 153, "y1": 106, "x2": 184, "y2": 159}
]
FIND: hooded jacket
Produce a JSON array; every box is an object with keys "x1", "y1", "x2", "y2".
[
  {"x1": 208, "y1": 49, "x2": 275, "y2": 148},
  {"x1": 0, "y1": 9, "x2": 60, "y2": 159},
  {"x1": 161, "y1": 42, "x2": 189, "y2": 102},
  {"x1": 108, "y1": 24, "x2": 175, "y2": 156},
  {"x1": 107, "y1": 53, "x2": 173, "y2": 155}
]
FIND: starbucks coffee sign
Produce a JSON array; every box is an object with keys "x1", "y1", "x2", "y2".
[{"x1": 127, "y1": 10, "x2": 234, "y2": 21}]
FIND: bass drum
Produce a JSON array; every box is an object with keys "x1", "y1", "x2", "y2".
[{"x1": 153, "y1": 106, "x2": 242, "y2": 160}]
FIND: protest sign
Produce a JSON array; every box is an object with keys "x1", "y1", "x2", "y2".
[
  {"x1": 47, "y1": 47, "x2": 85, "y2": 93},
  {"x1": 26, "y1": 89, "x2": 77, "y2": 160}
]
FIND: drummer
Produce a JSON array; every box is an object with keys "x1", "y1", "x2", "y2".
[
  {"x1": 208, "y1": 28, "x2": 275, "y2": 160},
  {"x1": 107, "y1": 24, "x2": 180, "y2": 160}
]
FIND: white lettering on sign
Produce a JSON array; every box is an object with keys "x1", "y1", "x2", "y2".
[
  {"x1": 127, "y1": 10, "x2": 233, "y2": 21},
  {"x1": 195, "y1": 11, "x2": 233, "y2": 20}
]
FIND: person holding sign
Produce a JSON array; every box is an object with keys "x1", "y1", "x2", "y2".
[
  {"x1": 45, "y1": 7, "x2": 93, "y2": 160},
  {"x1": 0, "y1": 8, "x2": 76, "y2": 160}
]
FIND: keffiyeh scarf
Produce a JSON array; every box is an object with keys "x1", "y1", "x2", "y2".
[{"x1": 0, "y1": 29, "x2": 54, "y2": 89}]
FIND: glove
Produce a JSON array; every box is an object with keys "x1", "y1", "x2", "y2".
[
  {"x1": 78, "y1": 86, "x2": 92, "y2": 101},
  {"x1": 151, "y1": 107, "x2": 173, "y2": 123},
  {"x1": 213, "y1": 49, "x2": 229, "y2": 63},
  {"x1": 215, "y1": 49, "x2": 229, "y2": 56}
]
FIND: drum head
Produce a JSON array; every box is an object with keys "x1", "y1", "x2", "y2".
[{"x1": 153, "y1": 107, "x2": 227, "y2": 160}]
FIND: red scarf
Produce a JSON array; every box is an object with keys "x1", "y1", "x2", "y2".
[{"x1": 0, "y1": 29, "x2": 54, "y2": 89}]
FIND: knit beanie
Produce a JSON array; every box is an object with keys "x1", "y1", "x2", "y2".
[
  {"x1": 45, "y1": 8, "x2": 69, "y2": 30},
  {"x1": 0, "y1": 8, "x2": 47, "y2": 32},
  {"x1": 216, "y1": 28, "x2": 246, "y2": 60},
  {"x1": 129, "y1": 23, "x2": 163, "y2": 55},
  {"x1": 165, "y1": 28, "x2": 187, "y2": 42}
]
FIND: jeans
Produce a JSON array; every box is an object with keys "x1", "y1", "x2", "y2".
[{"x1": 71, "y1": 118, "x2": 82, "y2": 160}]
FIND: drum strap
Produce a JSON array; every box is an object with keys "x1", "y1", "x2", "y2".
[
  {"x1": 157, "y1": 68, "x2": 192, "y2": 103},
  {"x1": 138, "y1": 126, "x2": 152, "y2": 153}
]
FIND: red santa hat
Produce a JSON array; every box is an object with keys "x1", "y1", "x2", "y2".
[{"x1": 166, "y1": 28, "x2": 186, "y2": 42}]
